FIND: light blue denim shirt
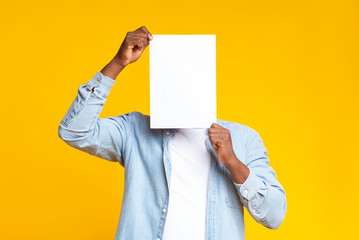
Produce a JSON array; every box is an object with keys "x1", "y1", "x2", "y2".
[{"x1": 58, "y1": 71, "x2": 287, "y2": 240}]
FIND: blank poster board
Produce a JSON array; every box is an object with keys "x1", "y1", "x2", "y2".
[{"x1": 149, "y1": 34, "x2": 216, "y2": 129}]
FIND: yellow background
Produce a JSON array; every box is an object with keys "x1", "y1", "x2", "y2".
[{"x1": 1, "y1": 0, "x2": 358, "y2": 239}]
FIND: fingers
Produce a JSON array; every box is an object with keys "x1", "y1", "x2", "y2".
[
  {"x1": 209, "y1": 124, "x2": 229, "y2": 134},
  {"x1": 208, "y1": 124, "x2": 231, "y2": 147},
  {"x1": 209, "y1": 133, "x2": 224, "y2": 138},
  {"x1": 211, "y1": 140, "x2": 219, "y2": 151},
  {"x1": 128, "y1": 36, "x2": 149, "y2": 51},
  {"x1": 209, "y1": 137, "x2": 224, "y2": 147},
  {"x1": 210, "y1": 123, "x2": 224, "y2": 129},
  {"x1": 209, "y1": 128, "x2": 224, "y2": 133},
  {"x1": 128, "y1": 39, "x2": 143, "y2": 50},
  {"x1": 209, "y1": 133, "x2": 224, "y2": 141},
  {"x1": 126, "y1": 26, "x2": 153, "y2": 51},
  {"x1": 135, "y1": 26, "x2": 153, "y2": 40},
  {"x1": 209, "y1": 130, "x2": 225, "y2": 144}
]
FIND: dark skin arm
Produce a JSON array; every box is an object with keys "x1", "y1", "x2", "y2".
[
  {"x1": 209, "y1": 123, "x2": 250, "y2": 184},
  {"x1": 100, "y1": 28, "x2": 248, "y2": 184},
  {"x1": 100, "y1": 26, "x2": 153, "y2": 80}
]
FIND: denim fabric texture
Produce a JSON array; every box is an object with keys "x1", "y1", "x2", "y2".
[{"x1": 58, "y1": 71, "x2": 287, "y2": 240}]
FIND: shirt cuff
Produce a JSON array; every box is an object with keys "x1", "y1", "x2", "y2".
[
  {"x1": 233, "y1": 168, "x2": 264, "y2": 201},
  {"x1": 85, "y1": 71, "x2": 116, "y2": 98}
]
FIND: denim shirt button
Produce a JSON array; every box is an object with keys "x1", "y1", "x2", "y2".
[
  {"x1": 165, "y1": 131, "x2": 170, "y2": 135},
  {"x1": 162, "y1": 208, "x2": 167, "y2": 213}
]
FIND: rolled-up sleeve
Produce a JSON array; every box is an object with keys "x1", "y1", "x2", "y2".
[
  {"x1": 233, "y1": 131, "x2": 287, "y2": 229},
  {"x1": 58, "y1": 71, "x2": 133, "y2": 167}
]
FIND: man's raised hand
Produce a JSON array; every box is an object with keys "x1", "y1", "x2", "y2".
[{"x1": 114, "y1": 26, "x2": 153, "y2": 68}]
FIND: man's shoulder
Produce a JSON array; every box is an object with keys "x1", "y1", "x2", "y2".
[
  {"x1": 127, "y1": 111, "x2": 149, "y2": 119},
  {"x1": 114, "y1": 111, "x2": 150, "y2": 127},
  {"x1": 112, "y1": 111, "x2": 148, "y2": 120}
]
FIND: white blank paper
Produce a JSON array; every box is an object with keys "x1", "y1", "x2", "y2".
[{"x1": 149, "y1": 35, "x2": 216, "y2": 129}]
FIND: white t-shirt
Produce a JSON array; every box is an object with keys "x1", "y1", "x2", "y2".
[{"x1": 162, "y1": 128, "x2": 211, "y2": 240}]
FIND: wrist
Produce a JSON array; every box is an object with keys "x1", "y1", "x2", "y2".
[
  {"x1": 223, "y1": 156, "x2": 240, "y2": 171},
  {"x1": 100, "y1": 58, "x2": 125, "y2": 80},
  {"x1": 112, "y1": 55, "x2": 127, "y2": 69},
  {"x1": 223, "y1": 156, "x2": 250, "y2": 184}
]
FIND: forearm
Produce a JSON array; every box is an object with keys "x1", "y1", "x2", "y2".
[
  {"x1": 225, "y1": 157, "x2": 250, "y2": 184},
  {"x1": 100, "y1": 56, "x2": 125, "y2": 80}
]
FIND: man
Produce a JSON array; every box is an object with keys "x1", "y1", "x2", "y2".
[{"x1": 58, "y1": 26, "x2": 287, "y2": 240}]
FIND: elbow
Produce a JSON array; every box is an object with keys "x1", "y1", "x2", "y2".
[
  {"x1": 265, "y1": 195, "x2": 287, "y2": 230},
  {"x1": 251, "y1": 186, "x2": 287, "y2": 230},
  {"x1": 58, "y1": 123, "x2": 65, "y2": 140},
  {"x1": 250, "y1": 200, "x2": 287, "y2": 230},
  {"x1": 58, "y1": 121, "x2": 74, "y2": 142},
  {"x1": 58, "y1": 123, "x2": 74, "y2": 146},
  {"x1": 257, "y1": 206, "x2": 286, "y2": 230},
  {"x1": 58, "y1": 123, "x2": 82, "y2": 149},
  {"x1": 266, "y1": 214, "x2": 285, "y2": 230},
  {"x1": 58, "y1": 122, "x2": 66, "y2": 141},
  {"x1": 58, "y1": 122, "x2": 81, "y2": 143},
  {"x1": 58, "y1": 121, "x2": 94, "y2": 148}
]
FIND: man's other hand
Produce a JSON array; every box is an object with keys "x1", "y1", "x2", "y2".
[
  {"x1": 209, "y1": 123, "x2": 238, "y2": 167},
  {"x1": 209, "y1": 123, "x2": 250, "y2": 184}
]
